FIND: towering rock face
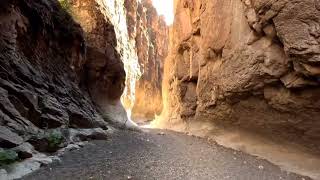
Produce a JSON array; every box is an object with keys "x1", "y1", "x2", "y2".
[
  {"x1": 68, "y1": 0, "x2": 168, "y2": 125},
  {"x1": 66, "y1": 0, "x2": 138, "y2": 128},
  {"x1": 0, "y1": 0, "x2": 113, "y2": 147},
  {"x1": 156, "y1": 0, "x2": 320, "y2": 150},
  {"x1": 125, "y1": 0, "x2": 169, "y2": 121}
]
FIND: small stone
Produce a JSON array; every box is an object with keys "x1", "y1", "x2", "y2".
[
  {"x1": 127, "y1": 175, "x2": 132, "y2": 179},
  {"x1": 243, "y1": 161, "x2": 247, "y2": 164},
  {"x1": 158, "y1": 132, "x2": 165, "y2": 136},
  {"x1": 258, "y1": 165, "x2": 264, "y2": 170}
]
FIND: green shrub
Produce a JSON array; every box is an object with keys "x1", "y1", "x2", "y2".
[
  {"x1": 0, "y1": 150, "x2": 18, "y2": 166},
  {"x1": 47, "y1": 131, "x2": 64, "y2": 149},
  {"x1": 58, "y1": 0, "x2": 71, "y2": 13}
]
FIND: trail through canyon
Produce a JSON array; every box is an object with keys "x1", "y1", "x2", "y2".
[
  {"x1": 24, "y1": 129, "x2": 311, "y2": 180},
  {"x1": 1, "y1": 0, "x2": 320, "y2": 179}
]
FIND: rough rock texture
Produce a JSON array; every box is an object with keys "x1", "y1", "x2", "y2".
[
  {"x1": 155, "y1": 0, "x2": 320, "y2": 151},
  {"x1": 0, "y1": 0, "x2": 113, "y2": 149},
  {"x1": 0, "y1": 0, "x2": 145, "y2": 157},
  {"x1": 125, "y1": 0, "x2": 169, "y2": 121},
  {"x1": 65, "y1": 0, "x2": 136, "y2": 128},
  {"x1": 100, "y1": 0, "x2": 141, "y2": 114}
]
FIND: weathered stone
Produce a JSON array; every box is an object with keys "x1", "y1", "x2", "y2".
[
  {"x1": 6, "y1": 160, "x2": 41, "y2": 180},
  {"x1": 67, "y1": 128, "x2": 108, "y2": 142},
  {"x1": 281, "y1": 72, "x2": 318, "y2": 88},
  {"x1": 0, "y1": 169, "x2": 8, "y2": 180},
  {"x1": 12, "y1": 143, "x2": 35, "y2": 159},
  {"x1": 156, "y1": 0, "x2": 320, "y2": 151},
  {"x1": 126, "y1": 0, "x2": 169, "y2": 121},
  {"x1": 0, "y1": 0, "x2": 138, "y2": 155},
  {"x1": 0, "y1": 126, "x2": 23, "y2": 148}
]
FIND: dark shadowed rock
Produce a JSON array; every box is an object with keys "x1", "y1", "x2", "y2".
[
  {"x1": 12, "y1": 142, "x2": 35, "y2": 159},
  {"x1": 0, "y1": 126, "x2": 23, "y2": 148}
]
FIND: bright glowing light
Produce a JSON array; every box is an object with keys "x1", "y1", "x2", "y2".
[{"x1": 151, "y1": 0, "x2": 174, "y2": 25}]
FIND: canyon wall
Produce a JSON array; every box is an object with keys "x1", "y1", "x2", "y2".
[
  {"x1": 125, "y1": 0, "x2": 169, "y2": 121},
  {"x1": 0, "y1": 0, "x2": 116, "y2": 150},
  {"x1": 67, "y1": 0, "x2": 139, "y2": 128},
  {"x1": 155, "y1": 0, "x2": 320, "y2": 151},
  {"x1": 68, "y1": 0, "x2": 168, "y2": 123},
  {"x1": 0, "y1": 0, "x2": 168, "y2": 153}
]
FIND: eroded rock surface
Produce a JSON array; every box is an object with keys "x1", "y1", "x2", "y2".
[
  {"x1": 125, "y1": 0, "x2": 169, "y2": 121},
  {"x1": 0, "y1": 0, "x2": 111, "y2": 147},
  {"x1": 155, "y1": 0, "x2": 320, "y2": 151},
  {"x1": 0, "y1": 0, "x2": 131, "y2": 177}
]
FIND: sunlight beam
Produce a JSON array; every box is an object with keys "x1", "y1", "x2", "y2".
[{"x1": 151, "y1": 0, "x2": 174, "y2": 25}]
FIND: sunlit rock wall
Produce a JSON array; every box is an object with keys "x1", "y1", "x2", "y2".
[
  {"x1": 155, "y1": 0, "x2": 320, "y2": 151},
  {"x1": 68, "y1": 0, "x2": 142, "y2": 128},
  {"x1": 125, "y1": 0, "x2": 169, "y2": 122}
]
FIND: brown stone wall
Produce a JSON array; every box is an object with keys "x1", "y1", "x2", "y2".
[
  {"x1": 0, "y1": 0, "x2": 114, "y2": 147},
  {"x1": 125, "y1": 0, "x2": 169, "y2": 121},
  {"x1": 156, "y1": 0, "x2": 320, "y2": 151}
]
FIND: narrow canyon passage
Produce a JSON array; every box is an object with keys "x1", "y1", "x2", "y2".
[
  {"x1": 1, "y1": 0, "x2": 320, "y2": 180},
  {"x1": 24, "y1": 129, "x2": 310, "y2": 180}
]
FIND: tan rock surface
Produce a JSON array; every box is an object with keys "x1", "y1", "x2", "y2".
[
  {"x1": 125, "y1": 0, "x2": 169, "y2": 121},
  {"x1": 155, "y1": 0, "x2": 320, "y2": 151}
]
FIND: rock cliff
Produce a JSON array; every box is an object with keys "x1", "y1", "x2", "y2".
[
  {"x1": 155, "y1": 0, "x2": 320, "y2": 151},
  {"x1": 0, "y1": 0, "x2": 111, "y2": 147},
  {"x1": 125, "y1": 0, "x2": 169, "y2": 121},
  {"x1": 67, "y1": 0, "x2": 139, "y2": 128},
  {"x1": 0, "y1": 0, "x2": 169, "y2": 157}
]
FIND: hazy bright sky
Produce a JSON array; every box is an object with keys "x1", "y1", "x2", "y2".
[{"x1": 151, "y1": 0, "x2": 174, "y2": 25}]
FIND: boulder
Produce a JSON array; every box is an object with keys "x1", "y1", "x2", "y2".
[
  {"x1": 0, "y1": 126, "x2": 23, "y2": 148},
  {"x1": 12, "y1": 143, "x2": 35, "y2": 159}
]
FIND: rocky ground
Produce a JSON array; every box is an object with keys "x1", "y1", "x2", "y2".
[{"x1": 23, "y1": 129, "x2": 311, "y2": 180}]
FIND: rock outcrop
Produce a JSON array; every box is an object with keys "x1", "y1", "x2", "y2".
[
  {"x1": 0, "y1": 0, "x2": 111, "y2": 148},
  {"x1": 0, "y1": 0, "x2": 138, "y2": 166},
  {"x1": 125, "y1": 0, "x2": 169, "y2": 121},
  {"x1": 155, "y1": 0, "x2": 320, "y2": 151},
  {"x1": 66, "y1": 0, "x2": 138, "y2": 128}
]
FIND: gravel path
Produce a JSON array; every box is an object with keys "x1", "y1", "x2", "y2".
[{"x1": 23, "y1": 129, "x2": 311, "y2": 180}]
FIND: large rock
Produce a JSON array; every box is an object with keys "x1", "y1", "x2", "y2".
[
  {"x1": 156, "y1": 0, "x2": 320, "y2": 151},
  {"x1": 0, "y1": 126, "x2": 23, "y2": 148}
]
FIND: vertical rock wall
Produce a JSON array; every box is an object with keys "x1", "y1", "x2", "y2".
[
  {"x1": 66, "y1": 0, "x2": 136, "y2": 128},
  {"x1": 125, "y1": 0, "x2": 169, "y2": 121},
  {"x1": 64, "y1": 0, "x2": 168, "y2": 126},
  {"x1": 156, "y1": 0, "x2": 320, "y2": 151},
  {"x1": 0, "y1": 0, "x2": 111, "y2": 148}
]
